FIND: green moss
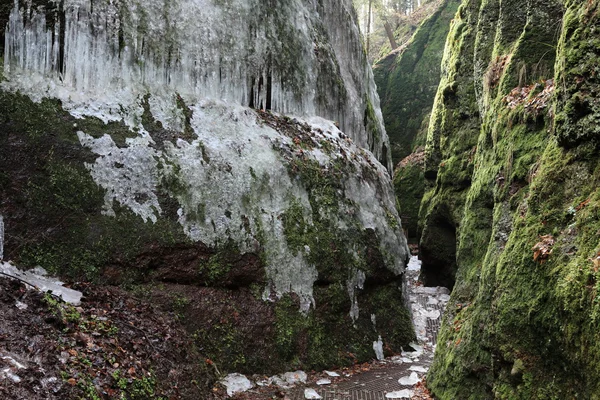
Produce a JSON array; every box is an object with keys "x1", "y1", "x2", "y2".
[
  {"x1": 425, "y1": 0, "x2": 600, "y2": 398},
  {"x1": 374, "y1": 0, "x2": 461, "y2": 162}
]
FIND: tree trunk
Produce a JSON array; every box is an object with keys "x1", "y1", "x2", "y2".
[
  {"x1": 384, "y1": 21, "x2": 398, "y2": 50},
  {"x1": 366, "y1": 0, "x2": 372, "y2": 55}
]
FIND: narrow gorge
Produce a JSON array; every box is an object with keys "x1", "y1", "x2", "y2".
[{"x1": 0, "y1": 0, "x2": 599, "y2": 399}]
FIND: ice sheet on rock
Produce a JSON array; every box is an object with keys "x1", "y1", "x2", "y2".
[
  {"x1": 78, "y1": 132, "x2": 162, "y2": 223},
  {"x1": 2, "y1": 0, "x2": 412, "y2": 312},
  {"x1": 220, "y1": 373, "x2": 254, "y2": 396},
  {"x1": 3, "y1": 0, "x2": 391, "y2": 168},
  {"x1": 385, "y1": 389, "x2": 413, "y2": 399},
  {"x1": 304, "y1": 388, "x2": 322, "y2": 399},
  {"x1": 398, "y1": 372, "x2": 419, "y2": 386},
  {"x1": 0, "y1": 262, "x2": 82, "y2": 305},
  {"x1": 373, "y1": 335, "x2": 385, "y2": 360}
]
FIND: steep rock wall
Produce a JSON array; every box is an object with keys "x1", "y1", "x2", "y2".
[
  {"x1": 374, "y1": 0, "x2": 460, "y2": 162},
  {"x1": 421, "y1": 0, "x2": 600, "y2": 398},
  {"x1": 373, "y1": 0, "x2": 460, "y2": 240},
  {"x1": 0, "y1": 0, "x2": 413, "y2": 374}
]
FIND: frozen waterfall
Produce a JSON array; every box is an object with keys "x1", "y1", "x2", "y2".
[{"x1": 3, "y1": 0, "x2": 390, "y2": 168}]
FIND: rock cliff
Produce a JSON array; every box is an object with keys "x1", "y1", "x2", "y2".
[
  {"x1": 419, "y1": 0, "x2": 600, "y2": 397},
  {"x1": 0, "y1": 0, "x2": 413, "y2": 374}
]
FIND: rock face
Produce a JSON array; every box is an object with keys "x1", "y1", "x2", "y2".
[
  {"x1": 0, "y1": 0, "x2": 413, "y2": 374},
  {"x1": 419, "y1": 0, "x2": 600, "y2": 397},
  {"x1": 374, "y1": 0, "x2": 459, "y2": 241},
  {"x1": 373, "y1": 0, "x2": 460, "y2": 163}
]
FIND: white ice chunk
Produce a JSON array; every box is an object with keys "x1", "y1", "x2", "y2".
[
  {"x1": 385, "y1": 389, "x2": 413, "y2": 398},
  {"x1": 220, "y1": 373, "x2": 254, "y2": 396},
  {"x1": 422, "y1": 309, "x2": 441, "y2": 319},
  {"x1": 373, "y1": 335, "x2": 385, "y2": 361},
  {"x1": 304, "y1": 388, "x2": 322, "y2": 399},
  {"x1": 0, "y1": 262, "x2": 82, "y2": 305},
  {"x1": 15, "y1": 301, "x2": 27, "y2": 310},
  {"x1": 316, "y1": 378, "x2": 331, "y2": 385},
  {"x1": 2, "y1": 357, "x2": 26, "y2": 370},
  {"x1": 406, "y1": 256, "x2": 421, "y2": 271},
  {"x1": 324, "y1": 371, "x2": 340, "y2": 377},
  {"x1": 398, "y1": 372, "x2": 419, "y2": 386},
  {"x1": 282, "y1": 370, "x2": 307, "y2": 385},
  {"x1": 1, "y1": 368, "x2": 21, "y2": 383},
  {"x1": 409, "y1": 366, "x2": 428, "y2": 373}
]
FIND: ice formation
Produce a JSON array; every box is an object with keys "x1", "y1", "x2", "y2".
[
  {"x1": 398, "y1": 372, "x2": 419, "y2": 386},
  {"x1": 304, "y1": 388, "x2": 323, "y2": 399},
  {"x1": 373, "y1": 335, "x2": 385, "y2": 360},
  {"x1": 219, "y1": 373, "x2": 254, "y2": 396},
  {"x1": 1, "y1": 0, "x2": 409, "y2": 312},
  {"x1": 3, "y1": 0, "x2": 390, "y2": 168},
  {"x1": 385, "y1": 389, "x2": 413, "y2": 399},
  {"x1": 0, "y1": 262, "x2": 83, "y2": 305}
]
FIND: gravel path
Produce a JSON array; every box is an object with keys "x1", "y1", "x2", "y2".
[{"x1": 286, "y1": 256, "x2": 450, "y2": 400}]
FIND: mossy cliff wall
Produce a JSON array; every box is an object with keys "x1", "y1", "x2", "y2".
[
  {"x1": 421, "y1": 0, "x2": 600, "y2": 398},
  {"x1": 0, "y1": 0, "x2": 413, "y2": 375},
  {"x1": 373, "y1": 0, "x2": 460, "y2": 240},
  {"x1": 374, "y1": 0, "x2": 461, "y2": 163}
]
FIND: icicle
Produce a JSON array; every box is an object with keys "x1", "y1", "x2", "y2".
[{"x1": 1, "y1": 0, "x2": 389, "y2": 167}]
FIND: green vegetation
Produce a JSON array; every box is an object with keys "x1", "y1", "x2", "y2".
[
  {"x1": 374, "y1": 0, "x2": 461, "y2": 162},
  {"x1": 412, "y1": 0, "x2": 600, "y2": 398}
]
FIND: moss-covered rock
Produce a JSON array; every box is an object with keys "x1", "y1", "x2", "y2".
[
  {"x1": 419, "y1": 0, "x2": 600, "y2": 398},
  {"x1": 374, "y1": 0, "x2": 461, "y2": 162}
]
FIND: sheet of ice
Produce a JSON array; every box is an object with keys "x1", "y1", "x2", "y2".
[
  {"x1": 0, "y1": 262, "x2": 82, "y2": 305},
  {"x1": 1, "y1": 0, "x2": 412, "y2": 313},
  {"x1": 304, "y1": 388, "x2": 322, "y2": 399},
  {"x1": 373, "y1": 335, "x2": 385, "y2": 361},
  {"x1": 398, "y1": 372, "x2": 419, "y2": 386},
  {"x1": 324, "y1": 371, "x2": 340, "y2": 377},
  {"x1": 409, "y1": 365, "x2": 428, "y2": 373},
  {"x1": 385, "y1": 389, "x2": 413, "y2": 399},
  {"x1": 3, "y1": 0, "x2": 391, "y2": 168},
  {"x1": 316, "y1": 379, "x2": 331, "y2": 385},
  {"x1": 220, "y1": 373, "x2": 254, "y2": 396}
]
